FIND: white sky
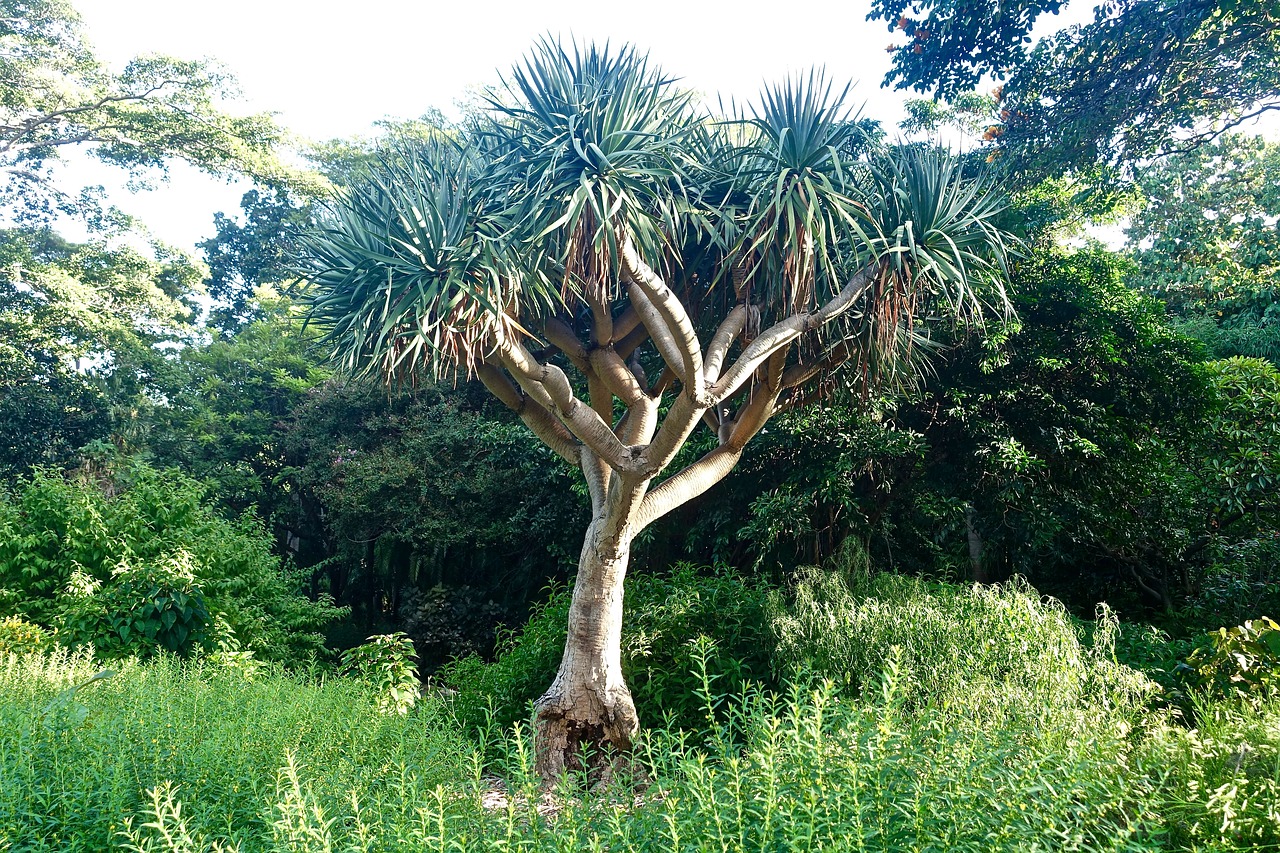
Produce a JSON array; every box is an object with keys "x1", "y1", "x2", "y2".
[{"x1": 62, "y1": 0, "x2": 1095, "y2": 252}]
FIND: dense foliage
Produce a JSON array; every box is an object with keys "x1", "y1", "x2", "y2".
[
  {"x1": 873, "y1": 0, "x2": 1280, "y2": 182},
  {"x1": 2, "y1": 5, "x2": 1280, "y2": 847},
  {"x1": 0, "y1": 464, "x2": 343, "y2": 663}
]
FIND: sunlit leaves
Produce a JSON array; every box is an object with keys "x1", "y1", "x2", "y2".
[
  {"x1": 485, "y1": 39, "x2": 694, "y2": 291},
  {"x1": 297, "y1": 140, "x2": 519, "y2": 382},
  {"x1": 299, "y1": 39, "x2": 1015, "y2": 391}
]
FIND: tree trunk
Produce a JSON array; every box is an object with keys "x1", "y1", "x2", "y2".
[
  {"x1": 533, "y1": 517, "x2": 639, "y2": 779},
  {"x1": 965, "y1": 504, "x2": 989, "y2": 584}
]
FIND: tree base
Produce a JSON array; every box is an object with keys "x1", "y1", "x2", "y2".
[{"x1": 533, "y1": 688, "x2": 639, "y2": 782}]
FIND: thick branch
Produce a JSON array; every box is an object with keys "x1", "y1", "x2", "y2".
[
  {"x1": 589, "y1": 347, "x2": 647, "y2": 407},
  {"x1": 581, "y1": 448, "x2": 608, "y2": 516},
  {"x1": 495, "y1": 334, "x2": 641, "y2": 473},
  {"x1": 636, "y1": 445, "x2": 741, "y2": 529},
  {"x1": 641, "y1": 392, "x2": 706, "y2": 477},
  {"x1": 543, "y1": 318, "x2": 590, "y2": 373},
  {"x1": 704, "y1": 305, "x2": 748, "y2": 383},
  {"x1": 616, "y1": 313, "x2": 652, "y2": 361},
  {"x1": 621, "y1": 238, "x2": 706, "y2": 401},
  {"x1": 627, "y1": 281, "x2": 687, "y2": 383},
  {"x1": 636, "y1": 383, "x2": 782, "y2": 529},
  {"x1": 476, "y1": 363, "x2": 580, "y2": 464},
  {"x1": 586, "y1": 372, "x2": 616, "y2": 496},
  {"x1": 585, "y1": 286, "x2": 614, "y2": 346},
  {"x1": 613, "y1": 305, "x2": 643, "y2": 344},
  {"x1": 616, "y1": 397, "x2": 659, "y2": 447},
  {"x1": 712, "y1": 263, "x2": 878, "y2": 404}
]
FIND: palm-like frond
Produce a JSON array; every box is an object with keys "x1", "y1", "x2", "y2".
[
  {"x1": 719, "y1": 72, "x2": 873, "y2": 319},
  {"x1": 858, "y1": 145, "x2": 1015, "y2": 320},
  {"x1": 296, "y1": 41, "x2": 1017, "y2": 394},
  {"x1": 295, "y1": 139, "x2": 523, "y2": 382},
  {"x1": 821, "y1": 145, "x2": 1015, "y2": 380},
  {"x1": 483, "y1": 38, "x2": 695, "y2": 297}
]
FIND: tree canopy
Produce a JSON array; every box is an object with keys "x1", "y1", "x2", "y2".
[
  {"x1": 873, "y1": 0, "x2": 1280, "y2": 180},
  {"x1": 0, "y1": 0, "x2": 305, "y2": 222},
  {"x1": 1126, "y1": 134, "x2": 1280, "y2": 362}
]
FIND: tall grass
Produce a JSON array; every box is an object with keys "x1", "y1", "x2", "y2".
[
  {"x1": 2, "y1": 571, "x2": 1278, "y2": 851},
  {"x1": 0, "y1": 649, "x2": 471, "y2": 852},
  {"x1": 768, "y1": 567, "x2": 1156, "y2": 735}
]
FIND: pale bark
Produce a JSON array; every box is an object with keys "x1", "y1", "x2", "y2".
[
  {"x1": 474, "y1": 252, "x2": 886, "y2": 779},
  {"x1": 494, "y1": 333, "x2": 642, "y2": 473},
  {"x1": 621, "y1": 238, "x2": 706, "y2": 402},
  {"x1": 712, "y1": 264, "x2": 878, "y2": 403},
  {"x1": 704, "y1": 305, "x2": 748, "y2": 383},
  {"x1": 534, "y1": 483, "x2": 647, "y2": 778}
]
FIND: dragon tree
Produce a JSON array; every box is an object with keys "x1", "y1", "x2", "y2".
[{"x1": 298, "y1": 40, "x2": 1015, "y2": 778}]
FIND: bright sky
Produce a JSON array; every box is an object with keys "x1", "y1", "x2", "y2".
[{"x1": 62, "y1": 0, "x2": 1092, "y2": 253}]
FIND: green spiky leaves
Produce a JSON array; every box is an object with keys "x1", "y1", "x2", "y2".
[
  {"x1": 297, "y1": 38, "x2": 1017, "y2": 390},
  {"x1": 486, "y1": 39, "x2": 695, "y2": 295},
  {"x1": 297, "y1": 140, "x2": 520, "y2": 382}
]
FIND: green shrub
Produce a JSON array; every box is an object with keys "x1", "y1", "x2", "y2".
[
  {"x1": 440, "y1": 565, "x2": 774, "y2": 736},
  {"x1": 1187, "y1": 534, "x2": 1280, "y2": 630},
  {"x1": 622, "y1": 565, "x2": 774, "y2": 730},
  {"x1": 102, "y1": 674, "x2": 1172, "y2": 852},
  {"x1": 767, "y1": 564, "x2": 1156, "y2": 729},
  {"x1": 57, "y1": 551, "x2": 212, "y2": 658},
  {"x1": 340, "y1": 632, "x2": 420, "y2": 715},
  {"x1": 1183, "y1": 616, "x2": 1280, "y2": 703},
  {"x1": 1152, "y1": 694, "x2": 1280, "y2": 848},
  {"x1": 4, "y1": 625, "x2": 1280, "y2": 850},
  {"x1": 0, "y1": 615, "x2": 48, "y2": 655},
  {"x1": 0, "y1": 464, "x2": 345, "y2": 664}
]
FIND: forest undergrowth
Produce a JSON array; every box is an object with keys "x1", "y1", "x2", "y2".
[{"x1": 2, "y1": 568, "x2": 1277, "y2": 852}]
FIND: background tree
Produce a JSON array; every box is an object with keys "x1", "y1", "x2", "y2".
[
  {"x1": 0, "y1": 227, "x2": 202, "y2": 474},
  {"x1": 1126, "y1": 134, "x2": 1280, "y2": 363},
  {"x1": 0, "y1": 0, "x2": 306, "y2": 222},
  {"x1": 872, "y1": 0, "x2": 1280, "y2": 183},
  {"x1": 298, "y1": 42, "x2": 1014, "y2": 776}
]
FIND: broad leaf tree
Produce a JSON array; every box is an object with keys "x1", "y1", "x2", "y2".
[
  {"x1": 0, "y1": 0, "x2": 304, "y2": 222},
  {"x1": 872, "y1": 0, "x2": 1280, "y2": 181},
  {"x1": 1126, "y1": 134, "x2": 1280, "y2": 363},
  {"x1": 297, "y1": 42, "x2": 1014, "y2": 777},
  {"x1": 0, "y1": 227, "x2": 202, "y2": 473}
]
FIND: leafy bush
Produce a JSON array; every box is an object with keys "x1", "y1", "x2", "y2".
[
  {"x1": 621, "y1": 565, "x2": 774, "y2": 730},
  {"x1": 1183, "y1": 617, "x2": 1280, "y2": 703},
  {"x1": 87, "y1": 669, "x2": 1270, "y2": 853},
  {"x1": 441, "y1": 566, "x2": 774, "y2": 736},
  {"x1": 340, "y1": 632, "x2": 420, "y2": 715},
  {"x1": 4, "y1": 627, "x2": 1280, "y2": 849},
  {"x1": 1186, "y1": 534, "x2": 1280, "y2": 630},
  {"x1": 57, "y1": 551, "x2": 212, "y2": 658},
  {"x1": 767, "y1": 563, "x2": 1155, "y2": 728},
  {"x1": 1152, "y1": 694, "x2": 1280, "y2": 847},
  {"x1": 0, "y1": 464, "x2": 345, "y2": 664},
  {"x1": 0, "y1": 615, "x2": 48, "y2": 655}
]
